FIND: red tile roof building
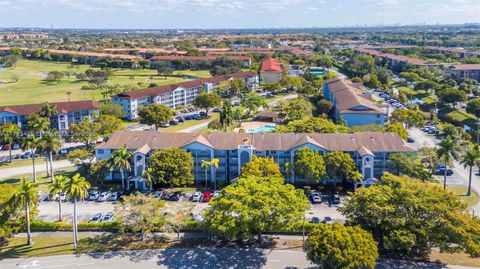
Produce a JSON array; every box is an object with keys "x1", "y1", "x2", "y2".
[{"x1": 259, "y1": 58, "x2": 283, "y2": 84}]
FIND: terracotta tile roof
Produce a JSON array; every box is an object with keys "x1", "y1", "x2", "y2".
[
  {"x1": 0, "y1": 100, "x2": 99, "y2": 116},
  {"x1": 324, "y1": 78, "x2": 384, "y2": 115},
  {"x1": 256, "y1": 111, "x2": 283, "y2": 119},
  {"x1": 449, "y1": 64, "x2": 480, "y2": 71},
  {"x1": 98, "y1": 131, "x2": 415, "y2": 153},
  {"x1": 260, "y1": 58, "x2": 283, "y2": 73},
  {"x1": 355, "y1": 47, "x2": 437, "y2": 67},
  {"x1": 116, "y1": 71, "x2": 257, "y2": 100},
  {"x1": 151, "y1": 55, "x2": 251, "y2": 61}
]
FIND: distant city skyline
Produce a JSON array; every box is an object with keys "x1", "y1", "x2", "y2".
[{"x1": 0, "y1": 0, "x2": 479, "y2": 29}]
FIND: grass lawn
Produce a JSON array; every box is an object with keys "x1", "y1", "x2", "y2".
[
  {"x1": 0, "y1": 158, "x2": 46, "y2": 168},
  {"x1": 0, "y1": 59, "x2": 210, "y2": 106},
  {"x1": 430, "y1": 250, "x2": 480, "y2": 268},
  {"x1": 447, "y1": 186, "x2": 479, "y2": 209}
]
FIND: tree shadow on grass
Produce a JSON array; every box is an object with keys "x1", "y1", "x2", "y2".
[{"x1": 0, "y1": 242, "x2": 72, "y2": 260}]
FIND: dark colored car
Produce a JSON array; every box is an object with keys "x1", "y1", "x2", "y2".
[
  {"x1": 310, "y1": 217, "x2": 320, "y2": 224},
  {"x1": 407, "y1": 137, "x2": 415, "y2": 143},
  {"x1": 169, "y1": 191, "x2": 182, "y2": 201}
]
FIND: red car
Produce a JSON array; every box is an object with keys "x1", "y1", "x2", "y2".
[
  {"x1": 2, "y1": 144, "x2": 10, "y2": 151},
  {"x1": 202, "y1": 191, "x2": 212, "y2": 202}
]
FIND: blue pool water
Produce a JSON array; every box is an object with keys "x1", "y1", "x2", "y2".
[
  {"x1": 246, "y1": 125, "x2": 277, "y2": 133},
  {"x1": 308, "y1": 70, "x2": 326, "y2": 76}
]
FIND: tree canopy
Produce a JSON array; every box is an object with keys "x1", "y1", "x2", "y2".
[
  {"x1": 390, "y1": 109, "x2": 424, "y2": 129},
  {"x1": 339, "y1": 173, "x2": 480, "y2": 258},
  {"x1": 193, "y1": 92, "x2": 222, "y2": 116},
  {"x1": 149, "y1": 148, "x2": 194, "y2": 187},
  {"x1": 294, "y1": 148, "x2": 325, "y2": 183},
  {"x1": 240, "y1": 155, "x2": 282, "y2": 178},
  {"x1": 138, "y1": 104, "x2": 174, "y2": 130},
  {"x1": 276, "y1": 117, "x2": 348, "y2": 133},
  {"x1": 304, "y1": 223, "x2": 378, "y2": 269}
]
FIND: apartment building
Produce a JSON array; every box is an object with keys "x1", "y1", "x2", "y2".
[
  {"x1": 112, "y1": 72, "x2": 259, "y2": 120},
  {"x1": 323, "y1": 78, "x2": 387, "y2": 127},
  {"x1": 259, "y1": 58, "x2": 283, "y2": 84},
  {"x1": 447, "y1": 64, "x2": 480, "y2": 81},
  {"x1": 0, "y1": 100, "x2": 99, "y2": 131},
  {"x1": 96, "y1": 131, "x2": 415, "y2": 190}
]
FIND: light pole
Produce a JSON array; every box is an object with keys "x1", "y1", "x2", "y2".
[{"x1": 302, "y1": 214, "x2": 305, "y2": 246}]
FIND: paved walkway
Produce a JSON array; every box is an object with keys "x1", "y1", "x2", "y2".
[{"x1": 0, "y1": 159, "x2": 74, "y2": 179}]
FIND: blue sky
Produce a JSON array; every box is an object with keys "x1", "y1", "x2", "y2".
[{"x1": 1, "y1": 0, "x2": 479, "y2": 29}]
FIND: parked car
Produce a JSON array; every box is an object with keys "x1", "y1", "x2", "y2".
[
  {"x1": 184, "y1": 115, "x2": 192, "y2": 120},
  {"x1": 97, "y1": 191, "x2": 111, "y2": 202},
  {"x1": 202, "y1": 191, "x2": 212, "y2": 202},
  {"x1": 153, "y1": 191, "x2": 163, "y2": 199},
  {"x1": 310, "y1": 192, "x2": 322, "y2": 203},
  {"x1": 407, "y1": 137, "x2": 415, "y2": 143},
  {"x1": 310, "y1": 217, "x2": 321, "y2": 224},
  {"x1": 88, "y1": 191, "x2": 100, "y2": 201},
  {"x1": 58, "y1": 192, "x2": 67, "y2": 202},
  {"x1": 102, "y1": 212, "x2": 114, "y2": 222},
  {"x1": 109, "y1": 191, "x2": 121, "y2": 201},
  {"x1": 169, "y1": 191, "x2": 182, "y2": 201},
  {"x1": 333, "y1": 194, "x2": 341, "y2": 204},
  {"x1": 89, "y1": 213, "x2": 103, "y2": 223},
  {"x1": 191, "y1": 114, "x2": 200, "y2": 120},
  {"x1": 436, "y1": 167, "x2": 454, "y2": 176},
  {"x1": 176, "y1": 117, "x2": 185, "y2": 123},
  {"x1": 323, "y1": 217, "x2": 334, "y2": 224},
  {"x1": 2, "y1": 144, "x2": 10, "y2": 151},
  {"x1": 213, "y1": 108, "x2": 220, "y2": 113},
  {"x1": 169, "y1": 120, "x2": 178, "y2": 126},
  {"x1": 191, "y1": 192, "x2": 202, "y2": 202},
  {"x1": 213, "y1": 190, "x2": 220, "y2": 198},
  {"x1": 12, "y1": 144, "x2": 20, "y2": 150}
]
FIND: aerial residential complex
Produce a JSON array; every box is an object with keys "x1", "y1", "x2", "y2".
[
  {"x1": 112, "y1": 71, "x2": 258, "y2": 120},
  {"x1": 259, "y1": 57, "x2": 283, "y2": 83},
  {"x1": 0, "y1": 100, "x2": 99, "y2": 130},
  {"x1": 96, "y1": 131, "x2": 415, "y2": 189},
  {"x1": 323, "y1": 78, "x2": 387, "y2": 127},
  {"x1": 447, "y1": 64, "x2": 480, "y2": 81},
  {"x1": 150, "y1": 55, "x2": 252, "y2": 67}
]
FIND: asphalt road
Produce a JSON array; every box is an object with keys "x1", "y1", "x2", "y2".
[
  {"x1": 2, "y1": 248, "x2": 477, "y2": 269},
  {"x1": 0, "y1": 159, "x2": 75, "y2": 179},
  {"x1": 408, "y1": 128, "x2": 480, "y2": 214}
]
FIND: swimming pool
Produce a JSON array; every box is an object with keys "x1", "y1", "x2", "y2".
[
  {"x1": 246, "y1": 125, "x2": 277, "y2": 133},
  {"x1": 308, "y1": 70, "x2": 326, "y2": 76}
]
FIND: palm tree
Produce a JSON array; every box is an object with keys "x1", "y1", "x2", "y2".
[
  {"x1": 66, "y1": 91, "x2": 72, "y2": 102},
  {"x1": 201, "y1": 160, "x2": 211, "y2": 188},
  {"x1": 109, "y1": 146, "x2": 132, "y2": 190},
  {"x1": 13, "y1": 179, "x2": 38, "y2": 246},
  {"x1": 65, "y1": 173, "x2": 90, "y2": 250},
  {"x1": 39, "y1": 102, "x2": 57, "y2": 118},
  {"x1": 21, "y1": 135, "x2": 39, "y2": 182},
  {"x1": 0, "y1": 123, "x2": 20, "y2": 163},
  {"x1": 285, "y1": 161, "x2": 294, "y2": 183},
  {"x1": 211, "y1": 158, "x2": 219, "y2": 189},
  {"x1": 437, "y1": 136, "x2": 462, "y2": 189},
  {"x1": 41, "y1": 131, "x2": 63, "y2": 182},
  {"x1": 27, "y1": 114, "x2": 50, "y2": 136},
  {"x1": 49, "y1": 175, "x2": 67, "y2": 221},
  {"x1": 141, "y1": 166, "x2": 155, "y2": 191},
  {"x1": 460, "y1": 145, "x2": 480, "y2": 196},
  {"x1": 219, "y1": 101, "x2": 233, "y2": 131}
]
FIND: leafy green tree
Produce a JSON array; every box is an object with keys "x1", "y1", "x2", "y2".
[
  {"x1": 96, "y1": 115, "x2": 123, "y2": 139},
  {"x1": 437, "y1": 136, "x2": 462, "y2": 189},
  {"x1": 149, "y1": 148, "x2": 194, "y2": 187},
  {"x1": 262, "y1": 82, "x2": 281, "y2": 94},
  {"x1": 280, "y1": 76, "x2": 305, "y2": 89},
  {"x1": 240, "y1": 92, "x2": 268, "y2": 115},
  {"x1": 69, "y1": 120, "x2": 100, "y2": 150},
  {"x1": 276, "y1": 117, "x2": 348, "y2": 133},
  {"x1": 138, "y1": 104, "x2": 173, "y2": 130},
  {"x1": 109, "y1": 146, "x2": 133, "y2": 190},
  {"x1": 340, "y1": 173, "x2": 480, "y2": 258},
  {"x1": 389, "y1": 109, "x2": 424, "y2": 129},
  {"x1": 385, "y1": 123, "x2": 408, "y2": 140},
  {"x1": 67, "y1": 149, "x2": 92, "y2": 169},
  {"x1": 438, "y1": 88, "x2": 467, "y2": 108},
  {"x1": 228, "y1": 78, "x2": 246, "y2": 96},
  {"x1": 205, "y1": 176, "x2": 309, "y2": 240},
  {"x1": 294, "y1": 148, "x2": 325, "y2": 183},
  {"x1": 399, "y1": 72, "x2": 421, "y2": 82},
  {"x1": 114, "y1": 194, "x2": 165, "y2": 242},
  {"x1": 413, "y1": 80, "x2": 437, "y2": 91},
  {"x1": 21, "y1": 135, "x2": 39, "y2": 182},
  {"x1": 46, "y1": 71, "x2": 64, "y2": 82},
  {"x1": 324, "y1": 151, "x2": 357, "y2": 185},
  {"x1": 0, "y1": 184, "x2": 20, "y2": 246},
  {"x1": 466, "y1": 98, "x2": 480, "y2": 118},
  {"x1": 284, "y1": 98, "x2": 312, "y2": 120},
  {"x1": 99, "y1": 103, "x2": 125, "y2": 118},
  {"x1": 193, "y1": 92, "x2": 222, "y2": 117},
  {"x1": 49, "y1": 175, "x2": 67, "y2": 221},
  {"x1": 460, "y1": 146, "x2": 480, "y2": 196},
  {"x1": 65, "y1": 173, "x2": 90, "y2": 250},
  {"x1": 0, "y1": 123, "x2": 20, "y2": 163},
  {"x1": 388, "y1": 153, "x2": 430, "y2": 181},
  {"x1": 316, "y1": 99, "x2": 333, "y2": 115},
  {"x1": 241, "y1": 155, "x2": 282, "y2": 178},
  {"x1": 13, "y1": 179, "x2": 38, "y2": 246},
  {"x1": 304, "y1": 223, "x2": 378, "y2": 269},
  {"x1": 88, "y1": 159, "x2": 109, "y2": 185}
]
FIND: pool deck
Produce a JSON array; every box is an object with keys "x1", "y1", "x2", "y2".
[{"x1": 234, "y1": 121, "x2": 278, "y2": 133}]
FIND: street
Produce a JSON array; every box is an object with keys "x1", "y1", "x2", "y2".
[
  {"x1": 0, "y1": 159, "x2": 75, "y2": 179},
  {"x1": 1, "y1": 247, "x2": 477, "y2": 269}
]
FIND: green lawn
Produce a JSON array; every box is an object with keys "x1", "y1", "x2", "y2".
[
  {"x1": 447, "y1": 186, "x2": 479, "y2": 209},
  {"x1": 0, "y1": 59, "x2": 210, "y2": 106},
  {"x1": 163, "y1": 113, "x2": 219, "y2": 132}
]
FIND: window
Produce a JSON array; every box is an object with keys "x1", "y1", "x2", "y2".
[{"x1": 97, "y1": 149, "x2": 104, "y2": 154}]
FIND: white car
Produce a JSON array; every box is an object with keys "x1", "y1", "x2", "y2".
[
  {"x1": 88, "y1": 191, "x2": 100, "y2": 201},
  {"x1": 213, "y1": 190, "x2": 220, "y2": 198},
  {"x1": 97, "y1": 191, "x2": 111, "y2": 202},
  {"x1": 89, "y1": 213, "x2": 103, "y2": 223},
  {"x1": 310, "y1": 192, "x2": 322, "y2": 203},
  {"x1": 102, "y1": 212, "x2": 114, "y2": 222},
  {"x1": 109, "y1": 192, "x2": 121, "y2": 201},
  {"x1": 191, "y1": 192, "x2": 202, "y2": 202}
]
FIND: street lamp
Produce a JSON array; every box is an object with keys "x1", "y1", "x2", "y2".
[{"x1": 302, "y1": 214, "x2": 305, "y2": 246}]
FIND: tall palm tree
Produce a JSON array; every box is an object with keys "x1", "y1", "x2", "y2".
[
  {"x1": 41, "y1": 131, "x2": 63, "y2": 182},
  {"x1": 460, "y1": 145, "x2": 480, "y2": 196},
  {"x1": 26, "y1": 113, "x2": 50, "y2": 136},
  {"x1": 21, "y1": 135, "x2": 39, "y2": 182},
  {"x1": 0, "y1": 123, "x2": 21, "y2": 163},
  {"x1": 219, "y1": 101, "x2": 233, "y2": 131},
  {"x1": 285, "y1": 161, "x2": 294, "y2": 183},
  {"x1": 39, "y1": 102, "x2": 57, "y2": 119},
  {"x1": 141, "y1": 166, "x2": 155, "y2": 191},
  {"x1": 49, "y1": 175, "x2": 67, "y2": 221},
  {"x1": 109, "y1": 146, "x2": 132, "y2": 190},
  {"x1": 201, "y1": 160, "x2": 211, "y2": 188},
  {"x1": 13, "y1": 179, "x2": 38, "y2": 246},
  {"x1": 437, "y1": 136, "x2": 462, "y2": 189},
  {"x1": 65, "y1": 173, "x2": 90, "y2": 250},
  {"x1": 211, "y1": 158, "x2": 219, "y2": 189}
]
